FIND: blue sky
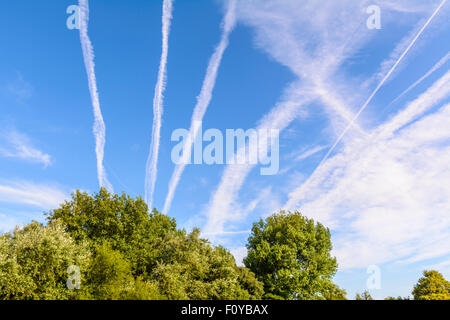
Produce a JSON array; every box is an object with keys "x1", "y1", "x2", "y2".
[{"x1": 1, "y1": 0, "x2": 450, "y2": 299}]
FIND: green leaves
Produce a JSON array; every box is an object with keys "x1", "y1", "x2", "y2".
[
  {"x1": 1, "y1": 190, "x2": 357, "y2": 300},
  {"x1": 0, "y1": 220, "x2": 90, "y2": 300},
  {"x1": 244, "y1": 210, "x2": 344, "y2": 300},
  {"x1": 32, "y1": 188, "x2": 262, "y2": 300},
  {"x1": 355, "y1": 291, "x2": 373, "y2": 300},
  {"x1": 413, "y1": 270, "x2": 450, "y2": 300},
  {"x1": 150, "y1": 229, "x2": 262, "y2": 300}
]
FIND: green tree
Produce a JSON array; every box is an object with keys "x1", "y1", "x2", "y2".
[
  {"x1": 150, "y1": 228, "x2": 263, "y2": 299},
  {"x1": 412, "y1": 270, "x2": 450, "y2": 300},
  {"x1": 84, "y1": 242, "x2": 164, "y2": 300},
  {"x1": 321, "y1": 281, "x2": 347, "y2": 300},
  {"x1": 48, "y1": 188, "x2": 179, "y2": 277},
  {"x1": 0, "y1": 220, "x2": 90, "y2": 300},
  {"x1": 47, "y1": 189, "x2": 263, "y2": 300},
  {"x1": 384, "y1": 296, "x2": 410, "y2": 300},
  {"x1": 244, "y1": 210, "x2": 344, "y2": 300},
  {"x1": 355, "y1": 291, "x2": 373, "y2": 300}
]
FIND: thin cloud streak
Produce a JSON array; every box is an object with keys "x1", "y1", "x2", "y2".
[
  {"x1": 0, "y1": 130, "x2": 51, "y2": 167},
  {"x1": 294, "y1": 145, "x2": 328, "y2": 162},
  {"x1": 0, "y1": 180, "x2": 68, "y2": 209},
  {"x1": 204, "y1": 84, "x2": 315, "y2": 236},
  {"x1": 78, "y1": 0, "x2": 113, "y2": 192},
  {"x1": 386, "y1": 51, "x2": 450, "y2": 109},
  {"x1": 163, "y1": 0, "x2": 237, "y2": 214},
  {"x1": 145, "y1": 0, "x2": 174, "y2": 209}
]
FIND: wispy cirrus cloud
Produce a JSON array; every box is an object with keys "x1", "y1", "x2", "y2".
[
  {"x1": 203, "y1": 0, "x2": 387, "y2": 236},
  {"x1": 316, "y1": 0, "x2": 448, "y2": 171},
  {"x1": 0, "y1": 179, "x2": 69, "y2": 209},
  {"x1": 294, "y1": 145, "x2": 328, "y2": 162},
  {"x1": 163, "y1": 0, "x2": 237, "y2": 214},
  {"x1": 145, "y1": 0, "x2": 174, "y2": 209},
  {"x1": 204, "y1": 83, "x2": 314, "y2": 236},
  {"x1": 0, "y1": 213, "x2": 22, "y2": 233},
  {"x1": 0, "y1": 179, "x2": 70, "y2": 233},
  {"x1": 372, "y1": 0, "x2": 449, "y2": 85},
  {"x1": 3, "y1": 72, "x2": 33, "y2": 102},
  {"x1": 78, "y1": 0, "x2": 113, "y2": 192},
  {"x1": 0, "y1": 130, "x2": 51, "y2": 167},
  {"x1": 386, "y1": 51, "x2": 450, "y2": 109},
  {"x1": 284, "y1": 70, "x2": 450, "y2": 269},
  {"x1": 203, "y1": 0, "x2": 449, "y2": 253}
]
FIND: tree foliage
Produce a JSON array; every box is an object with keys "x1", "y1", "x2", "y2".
[
  {"x1": 244, "y1": 210, "x2": 345, "y2": 300},
  {"x1": 355, "y1": 291, "x2": 373, "y2": 300},
  {"x1": 412, "y1": 270, "x2": 450, "y2": 300},
  {"x1": 0, "y1": 188, "x2": 262, "y2": 300},
  {"x1": 48, "y1": 188, "x2": 179, "y2": 277},
  {"x1": 384, "y1": 296, "x2": 410, "y2": 300},
  {"x1": 0, "y1": 220, "x2": 90, "y2": 300},
  {"x1": 11, "y1": 189, "x2": 441, "y2": 300}
]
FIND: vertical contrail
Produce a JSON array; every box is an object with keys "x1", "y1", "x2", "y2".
[
  {"x1": 78, "y1": 0, "x2": 113, "y2": 192},
  {"x1": 145, "y1": 0, "x2": 174, "y2": 209},
  {"x1": 314, "y1": 0, "x2": 447, "y2": 171},
  {"x1": 163, "y1": 0, "x2": 237, "y2": 214}
]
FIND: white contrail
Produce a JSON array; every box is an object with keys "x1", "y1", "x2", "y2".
[
  {"x1": 314, "y1": 0, "x2": 447, "y2": 171},
  {"x1": 203, "y1": 84, "x2": 316, "y2": 236},
  {"x1": 145, "y1": 0, "x2": 174, "y2": 209},
  {"x1": 386, "y1": 51, "x2": 450, "y2": 109},
  {"x1": 162, "y1": 0, "x2": 237, "y2": 214},
  {"x1": 78, "y1": 0, "x2": 113, "y2": 192},
  {"x1": 284, "y1": 70, "x2": 450, "y2": 210}
]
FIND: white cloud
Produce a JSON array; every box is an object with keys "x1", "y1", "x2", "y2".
[
  {"x1": 145, "y1": 0, "x2": 174, "y2": 208},
  {"x1": 163, "y1": 0, "x2": 237, "y2": 214},
  {"x1": 284, "y1": 72, "x2": 450, "y2": 269},
  {"x1": 386, "y1": 51, "x2": 450, "y2": 109},
  {"x1": 372, "y1": 0, "x2": 447, "y2": 86},
  {"x1": 202, "y1": 1, "x2": 450, "y2": 275},
  {"x1": 0, "y1": 180, "x2": 69, "y2": 209},
  {"x1": 294, "y1": 145, "x2": 328, "y2": 162},
  {"x1": 4, "y1": 72, "x2": 33, "y2": 101},
  {"x1": 203, "y1": 0, "x2": 434, "y2": 237},
  {"x1": 204, "y1": 84, "x2": 315, "y2": 235},
  {"x1": 425, "y1": 259, "x2": 450, "y2": 273},
  {"x1": 315, "y1": 0, "x2": 448, "y2": 172},
  {"x1": 0, "y1": 130, "x2": 52, "y2": 167},
  {"x1": 0, "y1": 213, "x2": 21, "y2": 233},
  {"x1": 78, "y1": 0, "x2": 113, "y2": 192}
]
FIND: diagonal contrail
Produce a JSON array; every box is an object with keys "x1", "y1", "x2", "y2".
[
  {"x1": 78, "y1": 0, "x2": 113, "y2": 192},
  {"x1": 145, "y1": 0, "x2": 174, "y2": 209},
  {"x1": 314, "y1": 0, "x2": 448, "y2": 171},
  {"x1": 162, "y1": 0, "x2": 237, "y2": 214},
  {"x1": 385, "y1": 51, "x2": 450, "y2": 110}
]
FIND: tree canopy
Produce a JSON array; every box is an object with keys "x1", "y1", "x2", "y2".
[
  {"x1": 244, "y1": 210, "x2": 346, "y2": 300},
  {"x1": 2, "y1": 188, "x2": 448, "y2": 300},
  {"x1": 412, "y1": 270, "x2": 450, "y2": 300},
  {"x1": 0, "y1": 220, "x2": 90, "y2": 300},
  {"x1": 355, "y1": 291, "x2": 373, "y2": 300},
  {"x1": 1, "y1": 188, "x2": 262, "y2": 300}
]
